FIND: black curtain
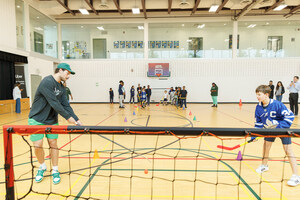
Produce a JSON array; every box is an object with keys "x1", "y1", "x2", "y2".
[
  {"x1": 0, "y1": 51, "x2": 27, "y2": 100},
  {"x1": 0, "y1": 60, "x2": 15, "y2": 100},
  {"x1": 0, "y1": 50, "x2": 28, "y2": 63}
]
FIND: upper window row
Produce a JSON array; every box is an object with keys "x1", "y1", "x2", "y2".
[{"x1": 15, "y1": 1, "x2": 300, "y2": 59}]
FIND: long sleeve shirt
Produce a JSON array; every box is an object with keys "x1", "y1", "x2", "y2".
[
  {"x1": 254, "y1": 99, "x2": 294, "y2": 129},
  {"x1": 29, "y1": 75, "x2": 79, "y2": 125},
  {"x1": 287, "y1": 81, "x2": 300, "y2": 93},
  {"x1": 13, "y1": 87, "x2": 21, "y2": 100},
  {"x1": 109, "y1": 90, "x2": 114, "y2": 97}
]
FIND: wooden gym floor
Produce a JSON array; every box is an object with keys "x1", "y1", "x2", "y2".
[{"x1": 1, "y1": 103, "x2": 300, "y2": 200}]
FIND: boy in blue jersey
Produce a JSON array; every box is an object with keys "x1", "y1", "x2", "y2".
[
  {"x1": 254, "y1": 85, "x2": 299, "y2": 186},
  {"x1": 140, "y1": 88, "x2": 147, "y2": 107}
]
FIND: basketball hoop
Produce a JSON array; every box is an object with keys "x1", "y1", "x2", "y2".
[{"x1": 156, "y1": 73, "x2": 161, "y2": 77}]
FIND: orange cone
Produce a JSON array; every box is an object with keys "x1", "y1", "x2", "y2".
[{"x1": 239, "y1": 99, "x2": 242, "y2": 107}]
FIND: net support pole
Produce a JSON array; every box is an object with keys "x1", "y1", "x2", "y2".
[{"x1": 3, "y1": 126, "x2": 15, "y2": 200}]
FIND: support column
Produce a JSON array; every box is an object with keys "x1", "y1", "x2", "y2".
[
  {"x1": 57, "y1": 23, "x2": 62, "y2": 59},
  {"x1": 144, "y1": 22, "x2": 148, "y2": 60},
  {"x1": 23, "y1": 1, "x2": 30, "y2": 52},
  {"x1": 232, "y1": 20, "x2": 238, "y2": 59}
]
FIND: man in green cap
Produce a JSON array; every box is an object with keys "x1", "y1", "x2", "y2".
[{"x1": 28, "y1": 63, "x2": 81, "y2": 185}]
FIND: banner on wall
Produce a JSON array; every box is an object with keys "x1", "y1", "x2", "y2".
[
  {"x1": 147, "y1": 63, "x2": 170, "y2": 77},
  {"x1": 15, "y1": 66, "x2": 27, "y2": 98}
]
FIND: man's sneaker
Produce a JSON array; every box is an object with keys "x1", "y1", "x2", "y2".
[
  {"x1": 256, "y1": 164, "x2": 269, "y2": 173},
  {"x1": 35, "y1": 168, "x2": 46, "y2": 183},
  {"x1": 52, "y1": 171, "x2": 61, "y2": 185},
  {"x1": 287, "y1": 174, "x2": 300, "y2": 186}
]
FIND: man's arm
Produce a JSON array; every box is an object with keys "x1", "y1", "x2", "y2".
[{"x1": 39, "y1": 80, "x2": 72, "y2": 120}]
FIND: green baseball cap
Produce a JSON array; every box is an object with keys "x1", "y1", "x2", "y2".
[{"x1": 57, "y1": 63, "x2": 75, "y2": 75}]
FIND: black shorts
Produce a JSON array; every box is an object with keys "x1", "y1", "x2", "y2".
[{"x1": 264, "y1": 137, "x2": 291, "y2": 145}]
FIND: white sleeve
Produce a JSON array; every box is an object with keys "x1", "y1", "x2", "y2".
[{"x1": 13, "y1": 88, "x2": 17, "y2": 100}]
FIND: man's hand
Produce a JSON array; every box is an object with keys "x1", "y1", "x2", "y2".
[
  {"x1": 76, "y1": 120, "x2": 82, "y2": 126},
  {"x1": 263, "y1": 118, "x2": 278, "y2": 129},
  {"x1": 67, "y1": 117, "x2": 77, "y2": 125}
]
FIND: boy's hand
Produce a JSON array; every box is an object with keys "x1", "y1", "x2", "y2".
[{"x1": 263, "y1": 119, "x2": 278, "y2": 129}]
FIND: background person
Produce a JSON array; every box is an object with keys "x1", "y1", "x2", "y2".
[
  {"x1": 109, "y1": 88, "x2": 114, "y2": 104},
  {"x1": 118, "y1": 80, "x2": 125, "y2": 108},
  {"x1": 13, "y1": 82, "x2": 23, "y2": 113},
  {"x1": 63, "y1": 82, "x2": 73, "y2": 103},
  {"x1": 275, "y1": 81, "x2": 285, "y2": 102},
  {"x1": 269, "y1": 80, "x2": 274, "y2": 99},
  {"x1": 146, "y1": 85, "x2": 152, "y2": 106},
  {"x1": 287, "y1": 76, "x2": 300, "y2": 116},
  {"x1": 210, "y1": 83, "x2": 218, "y2": 107}
]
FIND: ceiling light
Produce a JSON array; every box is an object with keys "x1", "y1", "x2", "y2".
[
  {"x1": 17, "y1": 5, "x2": 20, "y2": 8},
  {"x1": 274, "y1": 4, "x2": 287, "y2": 11},
  {"x1": 36, "y1": 16, "x2": 39, "y2": 19},
  {"x1": 247, "y1": 24, "x2": 256, "y2": 28},
  {"x1": 132, "y1": 8, "x2": 140, "y2": 14},
  {"x1": 97, "y1": 26, "x2": 104, "y2": 30},
  {"x1": 209, "y1": 4, "x2": 219, "y2": 12},
  {"x1": 79, "y1": 8, "x2": 89, "y2": 15},
  {"x1": 138, "y1": 26, "x2": 144, "y2": 30},
  {"x1": 266, "y1": 22, "x2": 269, "y2": 25},
  {"x1": 181, "y1": 24, "x2": 185, "y2": 27},
  {"x1": 81, "y1": 26, "x2": 84, "y2": 28},
  {"x1": 197, "y1": 24, "x2": 205, "y2": 29}
]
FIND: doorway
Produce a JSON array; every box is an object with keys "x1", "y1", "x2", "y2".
[{"x1": 93, "y1": 39, "x2": 107, "y2": 59}]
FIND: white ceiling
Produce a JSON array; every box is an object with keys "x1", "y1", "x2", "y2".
[{"x1": 23, "y1": 0, "x2": 300, "y2": 20}]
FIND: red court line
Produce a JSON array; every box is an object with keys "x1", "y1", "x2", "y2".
[
  {"x1": 56, "y1": 156, "x2": 300, "y2": 162},
  {"x1": 292, "y1": 141, "x2": 300, "y2": 146},
  {"x1": 95, "y1": 109, "x2": 121, "y2": 126},
  {"x1": 45, "y1": 109, "x2": 122, "y2": 157}
]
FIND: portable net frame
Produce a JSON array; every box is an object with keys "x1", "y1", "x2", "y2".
[{"x1": 3, "y1": 125, "x2": 300, "y2": 200}]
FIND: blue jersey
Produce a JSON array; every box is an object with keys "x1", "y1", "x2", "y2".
[
  {"x1": 141, "y1": 91, "x2": 146, "y2": 101},
  {"x1": 255, "y1": 99, "x2": 294, "y2": 129}
]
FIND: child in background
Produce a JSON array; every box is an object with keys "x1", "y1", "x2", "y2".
[
  {"x1": 140, "y1": 88, "x2": 147, "y2": 108},
  {"x1": 174, "y1": 87, "x2": 178, "y2": 107},
  {"x1": 109, "y1": 88, "x2": 114, "y2": 104},
  {"x1": 163, "y1": 90, "x2": 169, "y2": 105}
]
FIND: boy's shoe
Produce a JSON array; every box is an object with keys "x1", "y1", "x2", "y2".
[
  {"x1": 287, "y1": 174, "x2": 300, "y2": 186},
  {"x1": 52, "y1": 171, "x2": 61, "y2": 185},
  {"x1": 256, "y1": 164, "x2": 269, "y2": 173},
  {"x1": 35, "y1": 168, "x2": 46, "y2": 183}
]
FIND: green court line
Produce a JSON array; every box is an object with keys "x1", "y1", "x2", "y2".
[
  {"x1": 2, "y1": 147, "x2": 299, "y2": 172},
  {"x1": 75, "y1": 136, "x2": 261, "y2": 200},
  {"x1": 1, "y1": 146, "x2": 294, "y2": 199}
]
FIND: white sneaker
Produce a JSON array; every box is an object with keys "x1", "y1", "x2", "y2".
[
  {"x1": 256, "y1": 165, "x2": 269, "y2": 173},
  {"x1": 287, "y1": 174, "x2": 300, "y2": 187}
]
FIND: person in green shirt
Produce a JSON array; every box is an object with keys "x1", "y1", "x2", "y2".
[
  {"x1": 28, "y1": 63, "x2": 82, "y2": 185},
  {"x1": 63, "y1": 82, "x2": 73, "y2": 102},
  {"x1": 210, "y1": 82, "x2": 218, "y2": 107}
]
